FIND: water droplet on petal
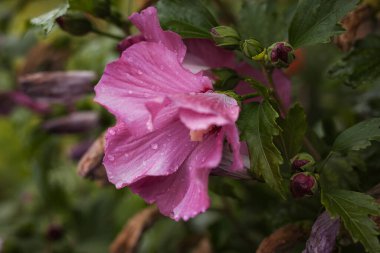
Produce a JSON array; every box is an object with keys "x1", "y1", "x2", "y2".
[
  {"x1": 150, "y1": 143, "x2": 158, "y2": 150},
  {"x1": 137, "y1": 70, "x2": 143, "y2": 75},
  {"x1": 109, "y1": 129, "x2": 116, "y2": 135}
]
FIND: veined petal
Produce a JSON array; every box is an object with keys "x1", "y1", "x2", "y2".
[
  {"x1": 130, "y1": 129, "x2": 224, "y2": 221},
  {"x1": 184, "y1": 39, "x2": 237, "y2": 69},
  {"x1": 223, "y1": 124, "x2": 243, "y2": 170},
  {"x1": 94, "y1": 42, "x2": 212, "y2": 124},
  {"x1": 129, "y1": 7, "x2": 186, "y2": 62},
  {"x1": 173, "y1": 92, "x2": 240, "y2": 130},
  {"x1": 104, "y1": 120, "x2": 197, "y2": 189}
]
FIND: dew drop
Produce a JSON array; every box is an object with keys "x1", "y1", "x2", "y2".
[
  {"x1": 109, "y1": 129, "x2": 116, "y2": 135},
  {"x1": 137, "y1": 70, "x2": 143, "y2": 75},
  {"x1": 150, "y1": 143, "x2": 158, "y2": 150}
]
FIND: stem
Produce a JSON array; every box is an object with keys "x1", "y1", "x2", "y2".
[
  {"x1": 303, "y1": 137, "x2": 322, "y2": 161},
  {"x1": 318, "y1": 151, "x2": 334, "y2": 172},
  {"x1": 260, "y1": 64, "x2": 322, "y2": 161},
  {"x1": 214, "y1": 0, "x2": 237, "y2": 24},
  {"x1": 241, "y1": 93, "x2": 260, "y2": 100},
  {"x1": 92, "y1": 28, "x2": 124, "y2": 40},
  {"x1": 261, "y1": 65, "x2": 286, "y2": 115}
]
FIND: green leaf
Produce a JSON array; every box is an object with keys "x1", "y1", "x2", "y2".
[
  {"x1": 277, "y1": 104, "x2": 307, "y2": 159},
  {"x1": 157, "y1": 0, "x2": 218, "y2": 39},
  {"x1": 332, "y1": 118, "x2": 380, "y2": 152},
  {"x1": 329, "y1": 35, "x2": 380, "y2": 88},
  {"x1": 238, "y1": 101, "x2": 285, "y2": 197},
  {"x1": 288, "y1": 0, "x2": 359, "y2": 48},
  {"x1": 238, "y1": 0, "x2": 294, "y2": 46},
  {"x1": 321, "y1": 189, "x2": 380, "y2": 253},
  {"x1": 68, "y1": 0, "x2": 111, "y2": 18},
  {"x1": 30, "y1": 3, "x2": 70, "y2": 35}
]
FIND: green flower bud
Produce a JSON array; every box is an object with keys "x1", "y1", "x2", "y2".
[
  {"x1": 267, "y1": 42, "x2": 295, "y2": 68},
  {"x1": 211, "y1": 26, "x2": 241, "y2": 49},
  {"x1": 56, "y1": 13, "x2": 93, "y2": 36},
  {"x1": 240, "y1": 39, "x2": 266, "y2": 61},
  {"x1": 291, "y1": 153, "x2": 315, "y2": 172}
]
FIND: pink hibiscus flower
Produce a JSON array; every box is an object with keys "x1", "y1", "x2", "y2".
[{"x1": 94, "y1": 7, "x2": 243, "y2": 221}]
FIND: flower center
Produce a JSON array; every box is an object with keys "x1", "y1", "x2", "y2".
[{"x1": 189, "y1": 126, "x2": 218, "y2": 142}]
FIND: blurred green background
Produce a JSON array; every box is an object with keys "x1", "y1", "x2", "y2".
[{"x1": 1, "y1": 0, "x2": 380, "y2": 252}]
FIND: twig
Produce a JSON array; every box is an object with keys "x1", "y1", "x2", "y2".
[{"x1": 110, "y1": 207, "x2": 161, "y2": 253}]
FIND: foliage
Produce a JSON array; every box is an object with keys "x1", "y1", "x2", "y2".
[
  {"x1": 289, "y1": 0, "x2": 359, "y2": 47},
  {"x1": 322, "y1": 189, "x2": 380, "y2": 253},
  {"x1": 238, "y1": 101, "x2": 285, "y2": 197},
  {"x1": 329, "y1": 35, "x2": 380, "y2": 88},
  {"x1": 1, "y1": 0, "x2": 380, "y2": 252}
]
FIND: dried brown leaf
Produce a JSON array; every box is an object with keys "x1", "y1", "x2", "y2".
[
  {"x1": 110, "y1": 207, "x2": 161, "y2": 253},
  {"x1": 77, "y1": 133, "x2": 108, "y2": 185},
  {"x1": 256, "y1": 224, "x2": 310, "y2": 253}
]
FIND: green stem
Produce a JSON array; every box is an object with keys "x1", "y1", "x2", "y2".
[
  {"x1": 92, "y1": 27, "x2": 124, "y2": 40},
  {"x1": 260, "y1": 64, "x2": 322, "y2": 161},
  {"x1": 318, "y1": 151, "x2": 334, "y2": 172},
  {"x1": 241, "y1": 93, "x2": 260, "y2": 100}
]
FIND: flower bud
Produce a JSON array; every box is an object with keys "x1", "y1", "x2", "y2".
[
  {"x1": 240, "y1": 39, "x2": 266, "y2": 61},
  {"x1": 290, "y1": 172, "x2": 318, "y2": 198},
  {"x1": 45, "y1": 224, "x2": 64, "y2": 241},
  {"x1": 56, "y1": 13, "x2": 93, "y2": 36},
  {"x1": 291, "y1": 153, "x2": 315, "y2": 172},
  {"x1": 267, "y1": 42, "x2": 295, "y2": 68},
  {"x1": 211, "y1": 26, "x2": 241, "y2": 49}
]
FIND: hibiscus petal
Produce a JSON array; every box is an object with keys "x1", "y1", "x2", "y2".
[
  {"x1": 174, "y1": 92, "x2": 240, "y2": 130},
  {"x1": 104, "y1": 120, "x2": 198, "y2": 189},
  {"x1": 94, "y1": 42, "x2": 212, "y2": 124},
  {"x1": 184, "y1": 39, "x2": 237, "y2": 70},
  {"x1": 130, "y1": 129, "x2": 224, "y2": 221},
  {"x1": 223, "y1": 124, "x2": 243, "y2": 170},
  {"x1": 129, "y1": 7, "x2": 186, "y2": 62}
]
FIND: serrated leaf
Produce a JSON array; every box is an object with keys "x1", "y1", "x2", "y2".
[
  {"x1": 30, "y1": 3, "x2": 70, "y2": 35},
  {"x1": 238, "y1": 101, "x2": 285, "y2": 197},
  {"x1": 332, "y1": 118, "x2": 380, "y2": 152},
  {"x1": 329, "y1": 35, "x2": 380, "y2": 88},
  {"x1": 277, "y1": 104, "x2": 307, "y2": 159},
  {"x1": 238, "y1": 0, "x2": 295, "y2": 46},
  {"x1": 321, "y1": 189, "x2": 380, "y2": 253},
  {"x1": 157, "y1": 0, "x2": 218, "y2": 39},
  {"x1": 288, "y1": 0, "x2": 359, "y2": 48}
]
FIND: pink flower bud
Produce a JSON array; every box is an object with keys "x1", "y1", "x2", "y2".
[{"x1": 290, "y1": 172, "x2": 318, "y2": 198}]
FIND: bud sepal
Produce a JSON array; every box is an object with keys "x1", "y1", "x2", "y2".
[
  {"x1": 267, "y1": 42, "x2": 295, "y2": 68},
  {"x1": 211, "y1": 26, "x2": 241, "y2": 49}
]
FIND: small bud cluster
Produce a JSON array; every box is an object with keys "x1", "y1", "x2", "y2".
[
  {"x1": 289, "y1": 153, "x2": 319, "y2": 199},
  {"x1": 210, "y1": 26, "x2": 295, "y2": 68}
]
